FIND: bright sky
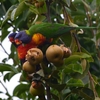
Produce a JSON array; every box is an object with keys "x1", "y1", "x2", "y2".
[{"x1": 0, "y1": 33, "x2": 22, "y2": 100}]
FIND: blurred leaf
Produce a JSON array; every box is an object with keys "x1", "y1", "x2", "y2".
[
  {"x1": 95, "y1": 84, "x2": 100, "y2": 97},
  {"x1": 71, "y1": 61, "x2": 90, "y2": 79},
  {"x1": 1, "y1": 24, "x2": 9, "y2": 41},
  {"x1": 11, "y1": 1, "x2": 28, "y2": 21},
  {"x1": 60, "y1": 33, "x2": 72, "y2": 47},
  {"x1": 82, "y1": 0, "x2": 91, "y2": 11},
  {"x1": 63, "y1": 63, "x2": 83, "y2": 74},
  {"x1": 96, "y1": 32, "x2": 100, "y2": 40},
  {"x1": 72, "y1": 87, "x2": 95, "y2": 100},
  {"x1": 49, "y1": 83, "x2": 66, "y2": 92},
  {"x1": 3, "y1": 72, "x2": 17, "y2": 81},
  {"x1": 9, "y1": 0, "x2": 18, "y2": 4},
  {"x1": 66, "y1": 0, "x2": 71, "y2": 7},
  {"x1": 0, "y1": 63, "x2": 18, "y2": 73},
  {"x1": 64, "y1": 52, "x2": 93, "y2": 65},
  {"x1": 51, "y1": 93, "x2": 59, "y2": 100},
  {"x1": 66, "y1": 78, "x2": 84, "y2": 87},
  {"x1": 0, "y1": 4, "x2": 6, "y2": 17},
  {"x1": 2, "y1": 5, "x2": 17, "y2": 26},
  {"x1": 13, "y1": 83, "x2": 30, "y2": 96}
]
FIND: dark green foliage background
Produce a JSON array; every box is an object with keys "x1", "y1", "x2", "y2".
[{"x1": 0, "y1": 0, "x2": 100, "y2": 100}]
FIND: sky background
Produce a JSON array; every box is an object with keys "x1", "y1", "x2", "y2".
[{"x1": 0, "y1": 32, "x2": 22, "y2": 100}]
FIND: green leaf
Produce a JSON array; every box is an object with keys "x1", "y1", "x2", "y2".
[
  {"x1": 3, "y1": 72, "x2": 17, "y2": 81},
  {"x1": 63, "y1": 63, "x2": 83, "y2": 74},
  {"x1": 49, "y1": 83, "x2": 66, "y2": 92},
  {"x1": 25, "y1": 2, "x2": 39, "y2": 14},
  {"x1": 9, "y1": 0, "x2": 18, "y2": 4},
  {"x1": 71, "y1": 62, "x2": 89, "y2": 79},
  {"x1": 0, "y1": 63, "x2": 18, "y2": 73},
  {"x1": 60, "y1": 33, "x2": 72, "y2": 47},
  {"x1": 66, "y1": 78, "x2": 84, "y2": 87},
  {"x1": 66, "y1": 0, "x2": 71, "y2": 7},
  {"x1": 1, "y1": 25, "x2": 9, "y2": 41},
  {"x1": 96, "y1": 32, "x2": 100, "y2": 40},
  {"x1": 11, "y1": 1, "x2": 27, "y2": 20},
  {"x1": 0, "y1": 4, "x2": 6, "y2": 17},
  {"x1": 13, "y1": 83, "x2": 30, "y2": 96},
  {"x1": 2, "y1": 5, "x2": 17, "y2": 26},
  {"x1": 72, "y1": 87, "x2": 95, "y2": 100},
  {"x1": 64, "y1": 52, "x2": 93, "y2": 65},
  {"x1": 51, "y1": 93, "x2": 59, "y2": 100}
]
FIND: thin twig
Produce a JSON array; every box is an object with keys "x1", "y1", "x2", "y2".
[
  {"x1": 73, "y1": 30, "x2": 98, "y2": 97},
  {"x1": 0, "y1": 43, "x2": 9, "y2": 56},
  {"x1": 0, "y1": 80, "x2": 8, "y2": 93},
  {"x1": 72, "y1": 33, "x2": 81, "y2": 52},
  {"x1": 45, "y1": 0, "x2": 51, "y2": 22},
  {"x1": 88, "y1": 71, "x2": 98, "y2": 97},
  {"x1": 62, "y1": 6, "x2": 70, "y2": 24}
]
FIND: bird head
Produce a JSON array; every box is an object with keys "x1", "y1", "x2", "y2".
[
  {"x1": 8, "y1": 32, "x2": 17, "y2": 43},
  {"x1": 15, "y1": 30, "x2": 32, "y2": 44}
]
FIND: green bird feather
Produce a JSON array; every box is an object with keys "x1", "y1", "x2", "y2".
[
  {"x1": 27, "y1": 23, "x2": 97, "y2": 38},
  {"x1": 27, "y1": 23, "x2": 75, "y2": 38}
]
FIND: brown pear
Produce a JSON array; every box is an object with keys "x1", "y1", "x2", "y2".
[
  {"x1": 46, "y1": 44, "x2": 64, "y2": 64},
  {"x1": 22, "y1": 61, "x2": 36, "y2": 74}
]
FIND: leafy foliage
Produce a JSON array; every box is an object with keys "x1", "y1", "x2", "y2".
[{"x1": 0, "y1": 0, "x2": 100, "y2": 100}]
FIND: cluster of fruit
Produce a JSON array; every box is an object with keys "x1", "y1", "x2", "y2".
[
  {"x1": 22, "y1": 44, "x2": 71, "y2": 98},
  {"x1": 46, "y1": 44, "x2": 72, "y2": 67},
  {"x1": 22, "y1": 47, "x2": 45, "y2": 97}
]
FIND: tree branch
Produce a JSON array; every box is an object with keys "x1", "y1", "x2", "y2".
[
  {"x1": 73, "y1": 31, "x2": 98, "y2": 98},
  {"x1": 0, "y1": 43, "x2": 9, "y2": 56},
  {"x1": 45, "y1": 0, "x2": 51, "y2": 22}
]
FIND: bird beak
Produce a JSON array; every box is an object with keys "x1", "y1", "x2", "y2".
[
  {"x1": 15, "y1": 39, "x2": 22, "y2": 45},
  {"x1": 9, "y1": 37, "x2": 14, "y2": 42}
]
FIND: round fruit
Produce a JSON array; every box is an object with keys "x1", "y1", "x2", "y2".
[
  {"x1": 46, "y1": 44, "x2": 64, "y2": 63},
  {"x1": 22, "y1": 61, "x2": 36, "y2": 74},
  {"x1": 29, "y1": 82, "x2": 45, "y2": 96},
  {"x1": 26, "y1": 48, "x2": 43, "y2": 65}
]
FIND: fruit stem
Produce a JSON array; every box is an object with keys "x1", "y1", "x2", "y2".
[{"x1": 88, "y1": 71, "x2": 98, "y2": 97}]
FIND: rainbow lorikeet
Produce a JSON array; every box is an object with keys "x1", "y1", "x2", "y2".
[
  {"x1": 14, "y1": 23, "x2": 74, "y2": 45},
  {"x1": 8, "y1": 23, "x2": 75, "y2": 64},
  {"x1": 8, "y1": 32, "x2": 37, "y2": 65}
]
